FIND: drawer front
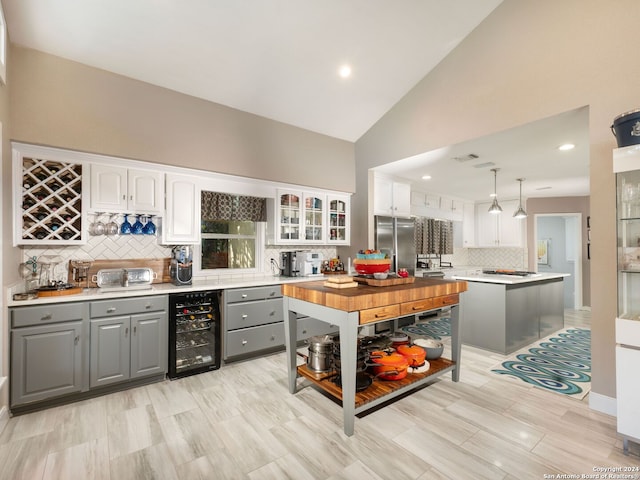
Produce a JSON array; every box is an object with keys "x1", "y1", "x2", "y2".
[
  {"x1": 359, "y1": 304, "x2": 400, "y2": 325},
  {"x1": 297, "y1": 316, "x2": 338, "y2": 341},
  {"x1": 400, "y1": 299, "x2": 434, "y2": 316},
  {"x1": 432, "y1": 294, "x2": 459, "y2": 308},
  {"x1": 12, "y1": 302, "x2": 86, "y2": 328},
  {"x1": 225, "y1": 322, "x2": 285, "y2": 358},
  {"x1": 90, "y1": 295, "x2": 167, "y2": 318},
  {"x1": 226, "y1": 298, "x2": 283, "y2": 330},
  {"x1": 225, "y1": 285, "x2": 282, "y2": 304}
]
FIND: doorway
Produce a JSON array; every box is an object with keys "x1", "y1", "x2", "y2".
[{"x1": 534, "y1": 213, "x2": 583, "y2": 309}]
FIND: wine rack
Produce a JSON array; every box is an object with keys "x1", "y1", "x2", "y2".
[{"x1": 18, "y1": 156, "x2": 84, "y2": 244}]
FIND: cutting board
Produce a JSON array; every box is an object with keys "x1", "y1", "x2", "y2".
[
  {"x1": 324, "y1": 281, "x2": 358, "y2": 289},
  {"x1": 37, "y1": 287, "x2": 84, "y2": 297},
  {"x1": 353, "y1": 276, "x2": 416, "y2": 287}
]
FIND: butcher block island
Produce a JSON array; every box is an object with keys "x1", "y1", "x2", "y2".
[{"x1": 281, "y1": 277, "x2": 468, "y2": 436}]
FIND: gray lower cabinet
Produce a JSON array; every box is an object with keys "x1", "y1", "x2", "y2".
[
  {"x1": 10, "y1": 302, "x2": 89, "y2": 408},
  {"x1": 223, "y1": 284, "x2": 338, "y2": 361},
  {"x1": 224, "y1": 285, "x2": 285, "y2": 360},
  {"x1": 90, "y1": 296, "x2": 168, "y2": 388}
]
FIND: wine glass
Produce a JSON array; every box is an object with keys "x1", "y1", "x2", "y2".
[
  {"x1": 106, "y1": 214, "x2": 119, "y2": 236},
  {"x1": 132, "y1": 215, "x2": 144, "y2": 234},
  {"x1": 120, "y1": 214, "x2": 132, "y2": 235},
  {"x1": 90, "y1": 213, "x2": 105, "y2": 236},
  {"x1": 143, "y1": 215, "x2": 156, "y2": 235}
]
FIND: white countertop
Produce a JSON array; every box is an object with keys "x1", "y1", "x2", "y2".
[
  {"x1": 7, "y1": 275, "x2": 318, "y2": 307},
  {"x1": 452, "y1": 272, "x2": 570, "y2": 285}
]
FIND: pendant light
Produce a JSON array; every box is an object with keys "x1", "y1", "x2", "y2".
[
  {"x1": 488, "y1": 168, "x2": 502, "y2": 214},
  {"x1": 513, "y1": 178, "x2": 527, "y2": 219}
]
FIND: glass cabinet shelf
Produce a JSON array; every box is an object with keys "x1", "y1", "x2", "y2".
[{"x1": 616, "y1": 163, "x2": 640, "y2": 319}]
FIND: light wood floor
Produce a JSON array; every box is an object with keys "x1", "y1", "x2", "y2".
[{"x1": 1, "y1": 309, "x2": 638, "y2": 479}]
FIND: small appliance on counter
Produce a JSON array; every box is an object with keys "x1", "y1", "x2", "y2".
[
  {"x1": 280, "y1": 250, "x2": 300, "y2": 277},
  {"x1": 297, "y1": 252, "x2": 324, "y2": 276},
  {"x1": 170, "y1": 246, "x2": 193, "y2": 285}
]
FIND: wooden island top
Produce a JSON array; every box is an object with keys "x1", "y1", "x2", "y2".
[{"x1": 281, "y1": 276, "x2": 468, "y2": 313}]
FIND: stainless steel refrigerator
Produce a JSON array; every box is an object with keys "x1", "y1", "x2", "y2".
[{"x1": 374, "y1": 216, "x2": 416, "y2": 275}]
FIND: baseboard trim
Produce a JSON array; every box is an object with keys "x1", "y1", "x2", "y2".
[{"x1": 589, "y1": 391, "x2": 617, "y2": 417}]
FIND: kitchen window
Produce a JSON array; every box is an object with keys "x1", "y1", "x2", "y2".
[{"x1": 198, "y1": 191, "x2": 267, "y2": 272}]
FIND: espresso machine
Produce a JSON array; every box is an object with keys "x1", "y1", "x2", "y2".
[
  {"x1": 170, "y1": 246, "x2": 193, "y2": 285},
  {"x1": 298, "y1": 252, "x2": 323, "y2": 276}
]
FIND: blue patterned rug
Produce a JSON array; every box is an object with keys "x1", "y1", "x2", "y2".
[
  {"x1": 402, "y1": 317, "x2": 451, "y2": 340},
  {"x1": 491, "y1": 328, "x2": 591, "y2": 399}
]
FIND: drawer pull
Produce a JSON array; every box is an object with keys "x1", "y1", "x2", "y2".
[
  {"x1": 41, "y1": 313, "x2": 52, "y2": 321},
  {"x1": 269, "y1": 291, "x2": 275, "y2": 296},
  {"x1": 145, "y1": 304, "x2": 151, "y2": 309},
  {"x1": 269, "y1": 311, "x2": 275, "y2": 316},
  {"x1": 241, "y1": 294, "x2": 248, "y2": 299},
  {"x1": 107, "y1": 307, "x2": 116, "y2": 313},
  {"x1": 302, "y1": 329, "x2": 307, "y2": 334},
  {"x1": 241, "y1": 314, "x2": 248, "y2": 319},
  {"x1": 375, "y1": 312, "x2": 388, "y2": 318},
  {"x1": 133, "y1": 326, "x2": 137, "y2": 334},
  {"x1": 412, "y1": 305, "x2": 423, "y2": 311},
  {"x1": 270, "y1": 335, "x2": 276, "y2": 341},
  {"x1": 241, "y1": 340, "x2": 248, "y2": 345}
]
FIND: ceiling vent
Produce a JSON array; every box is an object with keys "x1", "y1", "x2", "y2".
[
  {"x1": 453, "y1": 153, "x2": 479, "y2": 162},
  {"x1": 473, "y1": 161, "x2": 495, "y2": 169}
]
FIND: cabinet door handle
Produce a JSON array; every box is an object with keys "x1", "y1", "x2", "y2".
[
  {"x1": 122, "y1": 194, "x2": 126, "y2": 200},
  {"x1": 74, "y1": 335, "x2": 79, "y2": 345},
  {"x1": 269, "y1": 310, "x2": 275, "y2": 316},
  {"x1": 270, "y1": 335, "x2": 276, "y2": 341},
  {"x1": 125, "y1": 327, "x2": 129, "y2": 337},
  {"x1": 41, "y1": 313, "x2": 52, "y2": 321},
  {"x1": 241, "y1": 339, "x2": 248, "y2": 345},
  {"x1": 133, "y1": 326, "x2": 137, "y2": 335},
  {"x1": 107, "y1": 307, "x2": 116, "y2": 313}
]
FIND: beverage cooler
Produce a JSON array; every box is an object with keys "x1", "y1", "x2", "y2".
[{"x1": 168, "y1": 291, "x2": 222, "y2": 379}]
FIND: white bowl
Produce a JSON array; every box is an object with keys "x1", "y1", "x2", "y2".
[{"x1": 373, "y1": 272, "x2": 388, "y2": 280}]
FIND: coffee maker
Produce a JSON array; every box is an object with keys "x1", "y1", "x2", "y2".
[
  {"x1": 280, "y1": 251, "x2": 300, "y2": 277},
  {"x1": 170, "y1": 246, "x2": 193, "y2": 285}
]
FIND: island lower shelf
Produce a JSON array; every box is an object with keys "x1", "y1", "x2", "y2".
[{"x1": 297, "y1": 357, "x2": 455, "y2": 410}]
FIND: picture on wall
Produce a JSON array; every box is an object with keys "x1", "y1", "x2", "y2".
[{"x1": 537, "y1": 239, "x2": 550, "y2": 265}]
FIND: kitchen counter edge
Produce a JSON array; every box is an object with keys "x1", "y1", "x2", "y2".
[
  {"x1": 7, "y1": 276, "x2": 317, "y2": 307},
  {"x1": 451, "y1": 272, "x2": 570, "y2": 285}
]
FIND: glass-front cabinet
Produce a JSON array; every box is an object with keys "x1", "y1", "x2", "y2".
[
  {"x1": 615, "y1": 149, "x2": 640, "y2": 320},
  {"x1": 268, "y1": 189, "x2": 350, "y2": 245},
  {"x1": 614, "y1": 144, "x2": 640, "y2": 454},
  {"x1": 327, "y1": 194, "x2": 350, "y2": 245}
]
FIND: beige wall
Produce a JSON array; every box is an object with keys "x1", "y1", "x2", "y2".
[
  {"x1": 351, "y1": 0, "x2": 639, "y2": 401},
  {"x1": 526, "y1": 196, "x2": 591, "y2": 307},
  {"x1": 9, "y1": 47, "x2": 355, "y2": 193}
]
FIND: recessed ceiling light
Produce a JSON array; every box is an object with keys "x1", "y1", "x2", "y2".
[
  {"x1": 421, "y1": 175, "x2": 432, "y2": 180},
  {"x1": 338, "y1": 65, "x2": 352, "y2": 78},
  {"x1": 558, "y1": 143, "x2": 575, "y2": 151}
]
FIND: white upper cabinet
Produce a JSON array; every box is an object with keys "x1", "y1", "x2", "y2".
[
  {"x1": 90, "y1": 164, "x2": 163, "y2": 214},
  {"x1": 462, "y1": 202, "x2": 475, "y2": 247},
  {"x1": 373, "y1": 174, "x2": 411, "y2": 217},
  {"x1": 475, "y1": 200, "x2": 525, "y2": 247},
  {"x1": 161, "y1": 173, "x2": 200, "y2": 244},
  {"x1": 327, "y1": 194, "x2": 350, "y2": 245}
]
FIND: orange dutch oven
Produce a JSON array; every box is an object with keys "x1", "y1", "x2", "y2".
[
  {"x1": 368, "y1": 351, "x2": 409, "y2": 380},
  {"x1": 396, "y1": 344, "x2": 427, "y2": 367}
]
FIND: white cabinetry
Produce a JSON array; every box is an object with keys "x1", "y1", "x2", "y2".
[
  {"x1": 161, "y1": 173, "x2": 200, "y2": 244},
  {"x1": 90, "y1": 164, "x2": 163, "y2": 214},
  {"x1": 462, "y1": 202, "x2": 475, "y2": 247},
  {"x1": 269, "y1": 189, "x2": 342, "y2": 244},
  {"x1": 373, "y1": 175, "x2": 411, "y2": 217},
  {"x1": 327, "y1": 194, "x2": 350, "y2": 245},
  {"x1": 475, "y1": 200, "x2": 524, "y2": 247}
]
